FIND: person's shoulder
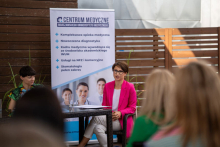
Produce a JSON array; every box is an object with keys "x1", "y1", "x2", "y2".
[
  {"x1": 136, "y1": 115, "x2": 153, "y2": 124},
  {"x1": 8, "y1": 87, "x2": 21, "y2": 101},
  {"x1": 124, "y1": 80, "x2": 135, "y2": 89}
]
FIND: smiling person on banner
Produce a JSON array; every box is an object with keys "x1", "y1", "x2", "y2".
[
  {"x1": 87, "y1": 78, "x2": 106, "y2": 105},
  {"x1": 74, "y1": 82, "x2": 93, "y2": 105},
  {"x1": 61, "y1": 88, "x2": 73, "y2": 106},
  {"x1": 8, "y1": 66, "x2": 42, "y2": 111}
]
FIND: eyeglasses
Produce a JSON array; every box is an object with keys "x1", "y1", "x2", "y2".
[{"x1": 113, "y1": 70, "x2": 124, "y2": 75}]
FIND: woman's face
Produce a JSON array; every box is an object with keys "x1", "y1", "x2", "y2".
[
  {"x1": 62, "y1": 90, "x2": 72, "y2": 105},
  {"x1": 20, "y1": 75, "x2": 35, "y2": 86},
  {"x1": 76, "y1": 85, "x2": 89, "y2": 101},
  {"x1": 113, "y1": 66, "x2": 127, "y2": 81}
]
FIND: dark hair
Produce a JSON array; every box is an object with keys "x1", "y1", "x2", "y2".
[
  {"x1": 76, "y1": 82, "x2": 89, "y2": 90},
  {"x1": 13, "y1": 87, "x2": 64, "y2": 135},
  {"x1": 97, "y1": 78, "x2": 106, "y2": 84},
  {"x1": 112, "y1": 61, "x2": 129, "y2": 73},
  {"x1": 19, "y1": 66, "x2": 36, "y2": 77},
  {"x1": 62, "y1": 88, "x2": 72, "y2": 94}
]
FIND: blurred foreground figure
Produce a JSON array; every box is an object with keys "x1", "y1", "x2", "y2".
[
  {"x1": 13, "y1": 87, "x2": 64, "y2": 135},
  {"x1": 0, "y1": 122, "x2": 66, "y2": 147},
  {"x1": 127, "y1": 69, "x2": 175, "y2": 147},
  {"x1": 145, "y1": 61, "x2": 220, "y2": 147}
]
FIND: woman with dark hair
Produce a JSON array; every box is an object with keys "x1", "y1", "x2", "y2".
[
  {"x1": 78, "y1": 61, "x2": 137, "y2": 147},
  {"x1": 13, "y1": 87, "x2": 64, "y2": 135},
  {"x1": 8, "y1": 66, "x2": 42, "y2": 110}
]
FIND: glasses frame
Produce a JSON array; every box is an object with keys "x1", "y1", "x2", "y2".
[{"x1": 113, "y1": 69, "x2": 124, "y2": 75}]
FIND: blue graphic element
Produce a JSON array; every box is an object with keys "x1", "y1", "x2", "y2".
[
  {"x1": 119, "y1": 50, "x2": 124, "y2": 52},
  {"x1": 64, "y1": 121, "x2": 117, "y2": 141},
  {"x1": 52, "y1": 65, "x2": 112, "y2": 89},
  {"x1": 55, "y1": 33, "x2": 59, "y2": 36},
  {"x1": 56, "y1": 59, "x2": 59, "y2": 62},
  {"x1": 56, "y1": 40, "x2": 59, "y2": 43},
  {"x1": 56, "y1": 46, "x2": 59, "y2": 49},
  {"x1": 57, "y1": 17, "x2": 62, "y2": 22},
  {"x1": 64, "y1": 121, "x2": 97, "y2": 141},
  {"x1": 56, "y1": 66, "x2": 59, "y2": 69}
]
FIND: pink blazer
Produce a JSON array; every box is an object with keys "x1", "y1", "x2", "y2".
[{"x1": 102, "y1": 80, "x2": 137, "y2": 138}]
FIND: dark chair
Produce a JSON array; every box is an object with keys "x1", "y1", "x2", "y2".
[{"x1": 110, "y1": 113, "x2": 136, "y2": 147}]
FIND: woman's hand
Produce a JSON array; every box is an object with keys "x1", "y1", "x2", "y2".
[{"x1": 112, "y1": 111, "x2": 121, "y2": 121}]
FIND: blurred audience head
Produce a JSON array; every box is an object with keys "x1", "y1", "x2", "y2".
[
  {"x1": 13, "y1": 87, "x2": 64, "y2": 135},
  {"x1": 140, "y1": 69, "x2": 175, "y2": 125},
  {"x1": 174, "y1": 61, "x2": 220, "y2": 147},
  {"x1": 0, "y1": 122, "x2": 66, "y2": 147}
]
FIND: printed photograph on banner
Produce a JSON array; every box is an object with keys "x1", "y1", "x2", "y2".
[{"x1": 53, "y1": 68, "x2": 114, "y2": 111}]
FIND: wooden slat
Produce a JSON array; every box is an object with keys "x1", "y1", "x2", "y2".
[
  {"x1": 172, "y1": 36, "x2": 218, "y2": 40},
  {"x1": 172, "y1": 45, "x2": 218, "y2": 49},
  {"x1": 164, "y1": 28, "x2": 169, "y2": 69},
  {"x1": 0, "y1": 16, "x2": 49, "y2": 25},
  {"x1": 116, "y1": 37, "x2": 165, "y2": 40},
  {"x1": 0, "y1": 58, "x2": 51, "y2": 66},
  {"x1": 129, "y1": 67, "x2": 164, "y2": 74},
  {"x1": 134, "y1": 84, "x2": 145, "y2": 90},
  {"x1": 172, "y1": 28, "x2": 218, "y2": 35},
  {"x1": 0, "y1": 25, "x2": 49, "y2": 34},
  {"x1": 0, "y1": 50, "x2": 50, "y2": 58},
  {"x1": 0, "y1": 42, "x2": 50, "y2": 50},
  {"x1": 0, "y1": 83, "x2": 51, "y2": 92},
  {"x1": 0, "y1": 74, "x2": 51, "y2": 84},
  {"x1": 0, "y1": 34, "x2": 50, "y2": 42},
  {"x1": 116, "y1": 46, "x2": 164, "y2": 50},
  {"x1": 116, "y1": 51, "x2": 164, "y2": 59},
  {"x1": 126, "y1": 76, "x2": 147, "y2": 82},
  {"x1": 116, "y1": 59, "x2": 165, "y2": 66},
  {"x1": 0, "y1": 0, "x2": 77, "y2": 9},
  {"x1": 172, "y1": 40, "x2": 218, "y2": 45},
  {"x1": 0, "y1": 93, "x2": 6, "y2": 99},
  {"x1": 218, "y1": 27, "x2": 220, "y2": 74},
  {"x1": 0, "y1": 66, "x2": 51, "y2": 76},
  {"x1": 172, "y1": 58, "x2": 218, "y2": 66},
  {"x1": 172, "y1": 50, "x2": 218, "y2": 58},
  {"x1": 116, "y1": 41, "x2": 164, "y2": 46},
  {"x1": 168, "y1": 28, "x2": 173, "y2": 70},
  {"x1": 138, "y1": 98, "x2": 145, "y2": 106},
  {"x1": 115, "y1": 29, "x2": 165, "y2": 36},
  {"x1": 137, "y1": 92, "x2": 145, "y2": 98},
  {"x1": 0, "y1": 8, "x2": 49, "y2": 17}
]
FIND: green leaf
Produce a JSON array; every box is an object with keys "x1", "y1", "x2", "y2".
[{"x1": 8, "y1": 62, "x2": 17, "y2": 88}]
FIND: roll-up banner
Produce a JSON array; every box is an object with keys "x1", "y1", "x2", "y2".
[{"x1": 50, "y1": 8, "x2": 115, "y2": 143}]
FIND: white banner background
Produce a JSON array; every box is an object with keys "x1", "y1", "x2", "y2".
[{"x1": 50, "y1": 8, "x2": 115, "y2": 143}]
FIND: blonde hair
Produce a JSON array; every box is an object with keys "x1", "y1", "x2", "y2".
[
  {"x1": 172, "y1": 61, "x2": 220, "y2": 147},
  {"x1": 140, "y1": 69, "x2": 175, "y2": 125}
]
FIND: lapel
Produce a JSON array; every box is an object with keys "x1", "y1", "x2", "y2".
[
  {"x1": 109, "y1": 81, "x2": 115, "y2": 106},
  {"x1": 118, "y1": 80, "x2": 127, "y2": 110}
]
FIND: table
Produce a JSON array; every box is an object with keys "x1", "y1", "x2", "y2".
[{"x1": 63, "y1": 107, "x2": 113, "y2": 147}]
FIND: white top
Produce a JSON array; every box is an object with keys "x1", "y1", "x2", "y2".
[{"x1": 112, "y1": 89, "x2": 121, "y2": 111}]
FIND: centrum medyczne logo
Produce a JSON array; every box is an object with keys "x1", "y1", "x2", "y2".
[
  {"x1": 57, "y1": 16, "x2": 109, "y2": 28},
  {"x1": 57, "y1": 17, "x2": 62, "y2": 22}
]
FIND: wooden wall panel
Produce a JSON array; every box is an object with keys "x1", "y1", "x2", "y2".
[{"x1": 0, "y1": 0, "x2": 78, "y2": 114}]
